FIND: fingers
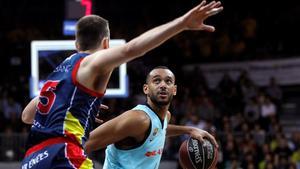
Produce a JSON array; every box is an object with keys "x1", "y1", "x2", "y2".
[
  {"x1": 192, "y1": 130, "x2": 219, "y2": 149},
  {"x1": 95, "y1": 118, "x2": 104, "y2": 124},
  {"x1": 195, "y1": 0, "x2": 207, "y2": 11},
  {"x1": 197, "y1": 1, "x2": 223, "y2": 23},
  {"x1": 202, "y1": 24, "x2": 215, "y2": 32},
  {"x1": 207, "y1": 1, "x2": 222, "y2": 10},
  {"x1": 199, "y1": 1, "x2": 218, "y2": 12},
  {"x1": 207, "y1": 133, "x2": 219, "y2": 149},
  {"x1": 206, "y1": 7, "x2": 223, "y2": 17},
  {"x1": 96, "y1": 104, "x2": 108, "y2": 124},
  {"x1": 100, "y1": 104, "x2": 109, "y2": 110},
  {"x1": 194, "y1": 135, "x2": 204, "y2": 143},
  {"x1": 202, "y1": 5, "x2": 223, "y2": 22},
  {"x1": 198, "y1": 1, "x2": 223, "y2": 15}
]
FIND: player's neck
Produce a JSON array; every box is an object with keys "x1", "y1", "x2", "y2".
[
  {"x1": 146, "y1": 101, "x2": 169, "y2": 120},
  {"x1": 79, "y1": 47, "x2": 103, "y2": 54},
  {"x1": 78, "y1": 49, "x2": 96, "y2": 54}
]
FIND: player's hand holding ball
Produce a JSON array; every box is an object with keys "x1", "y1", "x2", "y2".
[{"x1": 179, "y1": 128, "x2": 218, "y2": 169}]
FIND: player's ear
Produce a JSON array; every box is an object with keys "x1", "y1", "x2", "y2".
[
  {"x1": 102, "y1": 37, "x2": 109, "y2": 49},
  {"x1": 75, "y1": 41, "x2": 80, "y2": 51},
  {"x1": 173, "y1": 85, "x2": 177, "y2": 96},
  {"x1": 143, "y1": 84, "x2": 149, "y2": 94}
]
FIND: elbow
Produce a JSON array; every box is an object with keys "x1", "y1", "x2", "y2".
[{"x1": 22, "y1": 113, "x2": 33, "y2": 124}]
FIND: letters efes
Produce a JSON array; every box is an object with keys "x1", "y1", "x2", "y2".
[{"x1": 22, "y1": 151, "x2": 49, "y2": 169}]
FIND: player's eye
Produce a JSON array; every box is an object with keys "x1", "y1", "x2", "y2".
[
  {"x1": 166, "y1": 79, "x2": 173, "y2": 84},
  {"x1": 153, "y1": 79, "x2": 161, "y2": 84}
]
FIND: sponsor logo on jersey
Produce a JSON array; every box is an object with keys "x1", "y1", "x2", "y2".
[
  {"x1": 22, "y1": 150, "x2": 49, "y2": 169},
  {"x1": 145, "y1": 148, "x2": 163, "y2": 157}
]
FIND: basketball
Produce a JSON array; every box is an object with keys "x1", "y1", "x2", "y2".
[{"x1": 179, "y1": 137, "x2": 218, "y2": 169}]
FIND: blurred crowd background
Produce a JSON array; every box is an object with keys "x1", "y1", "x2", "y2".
[{"x1": 0, "y1": 0, "x2": 300, "y2": 168}]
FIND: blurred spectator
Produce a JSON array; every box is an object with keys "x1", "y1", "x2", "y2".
[
  {"x1": 265, "y1": 162, "x2": 276, "y2": 169},
  {"x1": 222, "y1": 133, "x2": 239, "y2": 163},
  {"x1": 230, "y1": 113, "x2": 244, "y2": 132},
  {"x1": 184, "y1": 114, "x2": 206, "y2": 130},
  {"x1": 259, "y1": 94, "x2": 277, "y2": 130},
  {"x1": 195, "y1": 95, "x2": 216, "y2": 122},
  {"x1": 291, "y1": 147, "x2": 300, "y2": 168},
  {"x1": 215, "y1": 32, "x2": 231, "y2": 58},
  {"x1": 244, "y1": 97, "x2": 260, "y2": 126},
  {"x1": 224, "y1": 158, "x2": 241, "y2": 169},
  {"x1": 258, "y1": 152, "x2": 274, "y2": 169},
  {"x1": 241, "y1": 153, "x2": 257, "y2": 169},
  {"x1": 217, "y1": 73, "x2": 242, "y2": 115},
  {"x1": 274, "y1": 137, "x2": 293, "y2": 167},
  {"x1": 0, "y1": 127, "x2": 16, "y2": 161},
  {"x1": 265, "y1": 77, "x2": 282, "y2": 109},
  {"x1": 238, "y1": 70, "x2": 258, "y2": 105},
  {"x1": 252, "y1": 123, "x2": 266, "y2": 146},
  {"x1": 1, "y1": 96, "x2": 22, "y2": 127},
  {"x1": 266, "y1": 77, "x2": 282, "y2": 102},
  {"x1": 290, "y1": 132, "x2": 300, "y2": 151}
]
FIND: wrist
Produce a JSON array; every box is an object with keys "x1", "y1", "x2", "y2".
[
  {"x1": 175, "y1": 16, "x2": 187, "y2": 31},
  {"x1": 185, "y1": 126, "x2": 195, "y2": 135}
]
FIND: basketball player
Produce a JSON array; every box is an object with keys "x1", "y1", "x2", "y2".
[
  {"x1": 21, "y1": 1, "x2": 223, "y2": 168},
  {"x1": 85, "y1": 66, "x2": 218, "y2": 169}
]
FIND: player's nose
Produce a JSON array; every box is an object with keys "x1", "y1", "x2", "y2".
[{"x1": 158, "y1": 81, "x2": 168, "y2": 88}]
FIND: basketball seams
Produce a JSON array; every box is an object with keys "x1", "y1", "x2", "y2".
[
  {"x1": 207, "y1": 145, "x2": 218, "y2": 169},
  {"x1": 201, "y1": 141, "x2": 205, "y2": 169},
  {"x1": 187, "y1": 138, "x2": 198, "y2": 169},
  {"x1": 180, "y1": 138, "x2": 218, "y2": 169}
]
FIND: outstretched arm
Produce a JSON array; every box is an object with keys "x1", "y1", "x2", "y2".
[{"x1": 81, "y1": 1, "x2": 223, "y2": 72}]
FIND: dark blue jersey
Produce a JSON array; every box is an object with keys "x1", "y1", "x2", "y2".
[{"x1": 27, "y1": 52, "x2": 104, "y2": 148}]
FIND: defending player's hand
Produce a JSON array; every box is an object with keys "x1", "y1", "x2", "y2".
[
  {"x1": 95, "y1": 104, "x2": 109, "y2": 124},
  {"x1": 189, "y1": 127, "x2": 219, "y2": 149},
  {"x1": 181, "y1": 0, "x2": 223, "y2": 32}
]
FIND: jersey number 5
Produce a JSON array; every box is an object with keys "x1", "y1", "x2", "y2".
[{"x1": 37, "y1": 80, "x2": 59, "y2": 114}]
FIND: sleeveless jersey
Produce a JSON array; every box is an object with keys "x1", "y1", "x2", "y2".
[
  {"x1": 26, "y1": 52, "x2": 104, "y2": 148},
  {"x1": 103, "y1": 104, "x2": 168, "y2": 169}
]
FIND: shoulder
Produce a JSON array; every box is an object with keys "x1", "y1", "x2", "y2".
[
  {"x1": 167, "y1": 111, "x2": 171, "y2": 122},
  {"x1": 122, "y1": 109, "x2": 151, "y2": 125},
  {"x1": 118, "y1": 110, "x2": 151, "y2": 136}
]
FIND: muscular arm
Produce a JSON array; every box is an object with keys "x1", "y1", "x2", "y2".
[
  {"x1": 84, "y1": 110, "x2": 150, "y2": 153},
  {"x1": 21, "y1": 96, "x2": 39, "y2": 124},
  {"x1": 86, "y1": 1, "x2": 222, "y2": 70}
]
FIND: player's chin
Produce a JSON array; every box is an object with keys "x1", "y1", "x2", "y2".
[{"x1": 156, "y1": 98, "x2": 171, "y2": 106}]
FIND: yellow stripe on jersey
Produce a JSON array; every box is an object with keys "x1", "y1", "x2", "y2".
[
  {"x1": 64, "y1": 111, "x2": 84, "y2": 145},
  {"x1": 80, "y1": 158, "x2": 93, "y2": 169}
]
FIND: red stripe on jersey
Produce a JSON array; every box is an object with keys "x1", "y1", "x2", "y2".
[
  {"x1": 72, "y1": 58, "x2": 104, "y2": 97},
  {"x1": 65, "y1": 141, "x2": 87, "y2": 168},
  {"x1": 25, "y1": 137, "x2": 78, "y2": 157}
]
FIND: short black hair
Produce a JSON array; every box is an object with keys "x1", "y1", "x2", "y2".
[
  {"x1": 146, "y1": 66, "x2": 174, "y2": 83},
  {"x1": 76, "y1": 15, "x2": 110, "y2": 51}
]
